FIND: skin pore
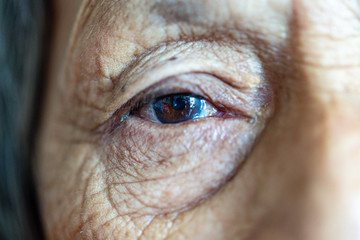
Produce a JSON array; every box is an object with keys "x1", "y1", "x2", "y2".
[{"x1": 36, "y1": 0, "x2": 360, "y2": 239}]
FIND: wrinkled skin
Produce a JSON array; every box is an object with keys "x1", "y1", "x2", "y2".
[{"x1": 36, "y1": 0, "x2": 360, "y2": 239}]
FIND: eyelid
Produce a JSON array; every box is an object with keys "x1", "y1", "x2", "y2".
[
  {"x1": 131, "y1": 93, "x2": 220, "y2": 124},
  {"x1": 105, "y1": 40, "x2": 263, "y2": 113},
  {"x1": 96, "y1": 41, "x2": 269, "y2": 134},
  {"x1": 104, "y1": 73, "x2": 261, "y2": 133},
  {"x1": 107, "y1": 78, "x2": 210, "y2": 129}
]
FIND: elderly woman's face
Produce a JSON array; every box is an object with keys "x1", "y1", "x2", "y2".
[{"x1": 36, "y1": 0, "x2": 360, "y2": 239}]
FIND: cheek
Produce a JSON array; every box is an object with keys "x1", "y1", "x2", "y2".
[
  {"x1": 98, "y1": 117, "x2": 261, "y2": 215},
  {"x1": 36, "y1": 82, "x2": 269, "y2": 239},
  {"x1": 36, "y1": 140, "x2": 102, "y2": 238}
]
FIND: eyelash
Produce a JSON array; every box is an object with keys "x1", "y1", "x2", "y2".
[
  {"x1": 108, "y1": 74, "x2": 255, "y2": 131},
  {"x1": 130, "y1": 92, "x2": 220, "y2": 124},
  {"x1": 113, "y1": 85, "x2": 219, "y2": 127}
]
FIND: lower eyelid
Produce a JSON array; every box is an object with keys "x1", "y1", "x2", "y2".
[
  {"x1": 103, "y1": 113, "x2": 260, "y2": 215},
  {"x1": 102, "y1": 72, "x2": 267, "y2": 133}
]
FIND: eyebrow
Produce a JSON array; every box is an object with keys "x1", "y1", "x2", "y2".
[{"x1": 149, "y1": 0, "x2": 205, "y2": 24}]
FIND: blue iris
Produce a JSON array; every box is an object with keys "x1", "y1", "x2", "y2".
[{"x1": 152, "y1": 94, "x2": 204, "y2": 124}]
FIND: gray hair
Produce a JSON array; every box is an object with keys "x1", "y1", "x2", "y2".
[{"x1": 0, "y1": 0, "x2": 46, "y2": 239}]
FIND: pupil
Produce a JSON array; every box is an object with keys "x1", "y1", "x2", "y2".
[{"x1": 172, "y1": 96, "x2": 187, "y2": 110}]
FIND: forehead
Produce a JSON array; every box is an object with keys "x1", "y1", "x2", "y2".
[
  {"x1": 65, "y1": 0, "x2": 292, "y2": 84},
  {"x1": 57, "y1": 0, "x2": 360, "y2": 43},
  {"x1": 63, "y1": 0, "x2": 293, "y2": 81},
  {"x1": 62, "y1": 0, "x2": 360, "y2": 58},
  {"x1": 72, "y1": 0, "x2": 290, "y2": 39}
]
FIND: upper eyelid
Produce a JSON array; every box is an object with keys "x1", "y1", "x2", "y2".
[
  {"x1": 105, "y1": 40, "x2": 263, "y2": 113},
  {"x1": 110, "y1": 39, "x2": 249, "y2": 89},
  {"x1": 96, "y1": 73, "x2": 262, "y2": 136},
  {"x1": 94, "y1": 41, "x2": 266, "y2": 134}
]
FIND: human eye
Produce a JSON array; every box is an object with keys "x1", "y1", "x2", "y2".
[
  {"x1": 132, "y1": 92, "x2": 218, "y2": 124},
  {"x1": 95, "y1": 41, "x2": 274, "y2": 216},
  {"x1": 111, "y1": 72, "x2": 253, "y2": 130}
]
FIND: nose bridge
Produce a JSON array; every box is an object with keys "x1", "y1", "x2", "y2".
[
  {"x1": 244, "y1": 93, "x2": 360, "y2": 240},
  {"x1": 289, "y1": 0, "x2": 360, "y2": 195},
  {"x1": 240, "y1": 96, "x2": 360, "y2": 240},
  {"x1": 286, "y1": 0, "x2": 360, "y2": 189},
  {"x1": 301, "y1": 103, "x2": 360, "y2": 239},
  {"x1": 245, "y1": 2, "x2": 360, "y2": 238}
]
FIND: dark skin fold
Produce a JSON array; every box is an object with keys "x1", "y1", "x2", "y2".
[{"x1": 36, "y1": 0, "x2": 360, "y2": 239}]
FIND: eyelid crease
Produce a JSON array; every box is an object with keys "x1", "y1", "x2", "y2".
[
  {"x1": 107, "y1": 39, "x2": 262, "y2": 107},
  {"x1": 96, "y1": 74, "x2": 261, "y2": 136},
  {"x1": 104, "y1": 65, "x2": 263, "y2": 128},
  {"x1": 94, "y1": 40, "x2": 268, "y2": 135}
]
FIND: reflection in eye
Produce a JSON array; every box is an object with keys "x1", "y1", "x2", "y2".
[{"x1": 135, "y1": 93, "x2": 218, "y2": 124}]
